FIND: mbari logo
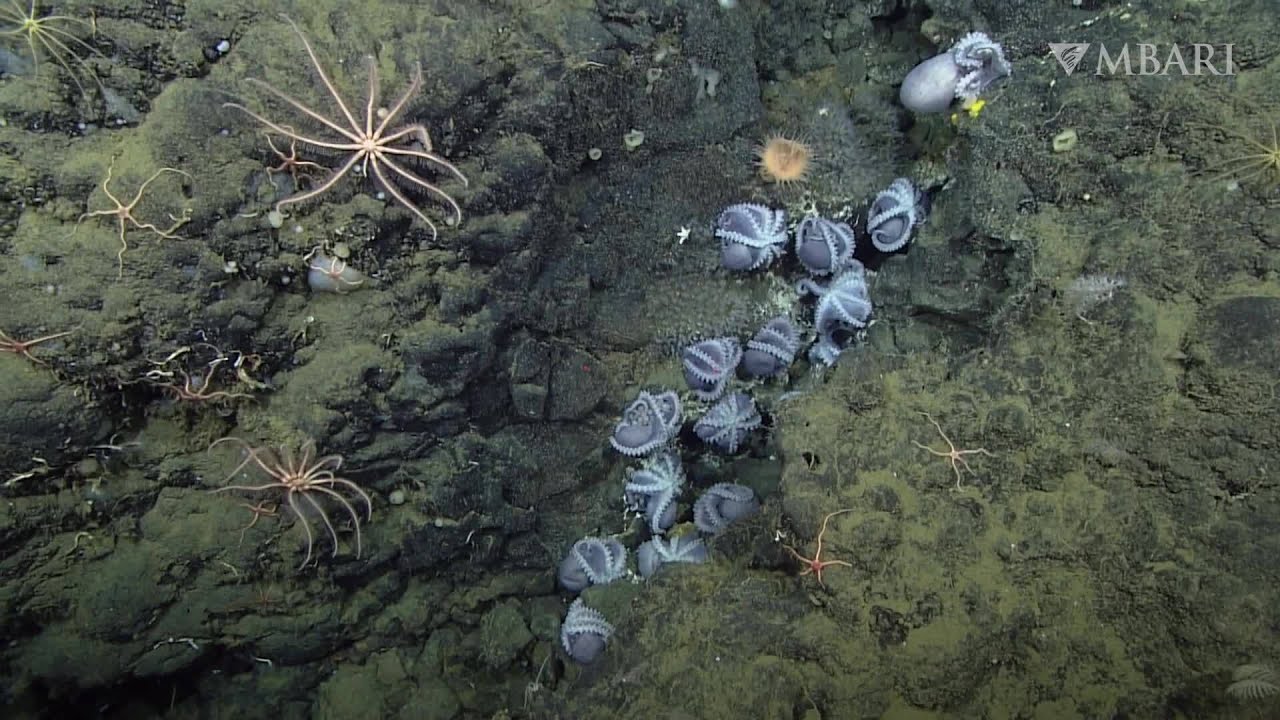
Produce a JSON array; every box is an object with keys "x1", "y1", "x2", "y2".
[
  {"x1": 1049, "y1": 43, "x2": 1090, "y2": 76},
  {"x1": 1050, "y1": 42, "x2": 1234, "y2": 77}
]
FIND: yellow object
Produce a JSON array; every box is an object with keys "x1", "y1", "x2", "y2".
[
  {"x1": 950, "y1": 98, "x2": 988, "y2": 125},
  {"x1": 1052, "y1": 129, "x2": 1079, "y2": 153}
]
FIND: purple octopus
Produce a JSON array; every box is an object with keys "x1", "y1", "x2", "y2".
[
  {"x1": 561, "y1": 598, "x2": 613, "y2": 664},
  {"x1": 797, "y1": 261, "x2": 872, "y2": 366},
  {"x1": 794, "y1": 216, "x2": 855, "y2": 275},
  {"x1": 624, "y1": 450, "x2": 685, "y2": 535},
  {"x1": 741, "y1": 316, "x2": 800, "y2": 379},
  {"x1": 693, "y1": 392, "x2": 761, "y2": 453},
  {"x1": 682, "y1": 337, "x2": 741, "y2": 400},
  {"x1": 867, "y1": 178, "x2": 926, "y2": 253},
  {"x1": 900, "y1": 31, "x2": 1011, "y2": 114},
  {"x1": 557, "y1": 536, "x2": 628, "y2": 593},
  {"x1": 715, "y1": 203, "x2": 788, "y2": 272},
  {"x1": 693, "y1": 483, "x2": 760, "y2": 534},
  {"x1": 610, "y1": 389, "x2": 682, "y2": 457},
  {"x1": 636, "y1": 534, "x2": 708, "y2": 579}
]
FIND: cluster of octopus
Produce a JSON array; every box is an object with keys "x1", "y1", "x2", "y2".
[{"x1": 556, "y1": 29, "x2": 1011, "y2": 666}]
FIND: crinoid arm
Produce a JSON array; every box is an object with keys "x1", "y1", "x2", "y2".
[
  {"x1": 278, "y1": 13, "x2": 363, "y2": 134},
  {"x1": 0, "y1": 0, "x2": 109, "y2": 112},
  {"x1": 370, "y1": 160, "x2": 443, "y2": 238},
  {"x1": 207, "y1": 438, "x2": 296, "y2": 493},
  {"x1": 378, "y1": 131, "x2": 470, "y2": 186},
  {"x1": 287, "y1": 490, "x2": 320, "y2": 569},
  {"x1": 208, "y1": 436, "x2": 372, "y2": 569},
  {"x1": 307, "y1": 476, "x2": 373, "y2": 558},
  {"x1": 208, "y1": 437, "x2": 272, "y2": 485},
  {"x1": 271, "y1": 152, "x2": 361, "y2": 214},
  {"x1": 299, "y1": 487, "x2": 348, "y2": 558},
  {"x1": 1189, "y1": 120, "x2": 1280, "y2": 190},
  {"x1": 225, "y1": 87, "x2": 362, "y2": 151},
  {"x1": 371, "y1": 60, "x2": 417, "y2": 139},
  {"x1": 320, "y1": 477, "x2": 374, "y2": 520},
  {"x1": 223, "y1": 12, "x2": 469, "y2": 235}
]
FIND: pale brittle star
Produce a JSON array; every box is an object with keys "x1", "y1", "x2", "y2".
[
  {"x1": 75, "y1": 159, "x2": 192, "y2": 277},
  {"x1": 913, "y1": 412, "x2": 994, "y2": 490}
]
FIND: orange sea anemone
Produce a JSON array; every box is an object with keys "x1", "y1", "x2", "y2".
[{"x1": 755, "y1": 134, "x2": 813, "y2": 185}]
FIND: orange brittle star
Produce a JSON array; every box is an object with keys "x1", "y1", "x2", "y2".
[
  {"x1": 912, "y1": 412, "x2": 994, "y2": 490},
  {"x1": 782, "y1": 508, "x2": 854, "y2": 588},
  {"x1": 304, "y1": 246, "x2": 364, "y2": 293},
  {"x1": 265, "y1": 131, "x2": 326, "y2": 189},
  {"x1": 237, "y1": 500, "x2": 279, "y2": 546},
  {"x1": 147, "y1": 358, "x2": 255, "y2": 405},
  {"x1": 0, "y1": 327, "x2": 75, "y2": 365}
]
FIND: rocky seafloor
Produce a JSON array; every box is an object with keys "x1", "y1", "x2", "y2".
[{"x1": 1, "y1": 0, "x2": 1279, "y2": 718}]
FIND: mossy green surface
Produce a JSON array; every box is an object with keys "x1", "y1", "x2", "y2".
[{"x1": 1, "y1": 0, "x2": 1279, "y2": 718}]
